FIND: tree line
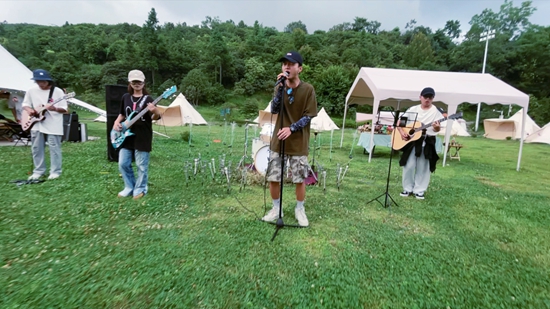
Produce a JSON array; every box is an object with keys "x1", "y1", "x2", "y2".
[{"x1": 1, "y1": 0, "x2": 549, "y2": 124}]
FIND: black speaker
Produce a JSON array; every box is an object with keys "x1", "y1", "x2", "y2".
[
  {"x1": 105, "y1": 85, "x2": 128, "y2": 162},
  {"x1": 62, "y1": 112, "x2": 80, "y2": 142}
]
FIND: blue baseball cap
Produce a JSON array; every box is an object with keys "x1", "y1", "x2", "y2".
[{"x1": 31, "y1": 69, "x2": 53, "y2": 81}]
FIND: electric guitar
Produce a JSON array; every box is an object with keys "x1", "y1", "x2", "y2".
[
  {"x1": 110, "y1": 86, "x2": 177, "y2": 149},
  {"x1": 391, "y1": 112, "x2": 463, "y2": 150},
  {"x1": 21, "y1": 92, "x2": 76, "y2": 131}
]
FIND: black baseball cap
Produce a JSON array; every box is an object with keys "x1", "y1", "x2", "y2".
[
  {"x1": 420, "y1": 87, "x2": 435, "y2": 97},
  {"x1": 279, "y1": 51, "x2": 303, "y2": 66}
]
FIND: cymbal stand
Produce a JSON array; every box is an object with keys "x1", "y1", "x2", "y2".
[
  {"x1": 322, "y1": 170, "x2": 327, "y2": 193},
  {"x1": 329, "y1": 129, "x2": 334, "y2": 162},
  {"x1": 229, "y1": 122, "x2": 236, "y2": 153},
  {"x1": 237, "y1": 123, "x2": 252, "y2": 170},
  {"x1": 223, "y1": 166, "x2": 231, "y2": 193}
]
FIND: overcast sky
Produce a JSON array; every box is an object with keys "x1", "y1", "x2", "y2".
[{"x1": 2, "y1": 0, "x2": 550, "y2": 33}]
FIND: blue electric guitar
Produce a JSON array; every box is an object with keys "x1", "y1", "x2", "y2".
[{"x1": 110, "y1": 86, "x2": 177, "y2": 149}]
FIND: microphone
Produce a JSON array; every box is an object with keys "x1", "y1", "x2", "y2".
[{"x1": 275, "y1": 71, "x2": 289, "y2": 86}]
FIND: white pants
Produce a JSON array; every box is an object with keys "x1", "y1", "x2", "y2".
[
  {"x1": 30, "y1": 131, "x2": 62, "y2": 176},
  {"x1": 402, "y1": 147, "x2": 431, "y2": 195}
]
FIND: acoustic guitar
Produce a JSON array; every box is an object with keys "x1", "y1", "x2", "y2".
[
  {"x1": 21, "y1": 92, "x2": 76, "y2": 131},
  {"x1": 391, "y1": 112, "x2": 463, "y2": 150},
  {"x1": 110, "y1": 86, "x2": 177, "y2": 149}
]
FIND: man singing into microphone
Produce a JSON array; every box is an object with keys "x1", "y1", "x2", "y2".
[{"x1": 262, "y1": 51, "x2": 318, "y2": 227}]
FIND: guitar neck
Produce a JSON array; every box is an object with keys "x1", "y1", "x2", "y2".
[
  {"x1": 414, "y1": 116, "x2": 448, "y2": 132},
  {"x1": 37, "y1": 93, "x2": 74, "y2": 113},
  {"x1": 125, "y1": 95, "x2": 162, "y2": 128}
]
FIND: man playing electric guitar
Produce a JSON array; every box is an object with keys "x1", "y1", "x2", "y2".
[
  {"x1": 396, "y1": 87, "x2": 443, "y2": 200},
  {"x1": 22, "y1": 69, "x2": 68, "y2": 180},
  {"x1": 112, "y1": 70, "x2": 161, "y2": 200}
]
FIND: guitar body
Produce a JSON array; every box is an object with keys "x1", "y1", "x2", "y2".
[
  {"x1": 391, "y1": 121, "x2": 423, "y2": 150},
  {"x1": 21, "y1": 109, "x2": 47, "y2": 131},
  {"x1": 110, "y1": 116, "x2": 134, "y2": 149},
  {"x1": 390, "y1": 112, "x2": 463, "y2": 150},
  {"x1": 21, "y1": 92, "x2": 76, "y2": 131}
]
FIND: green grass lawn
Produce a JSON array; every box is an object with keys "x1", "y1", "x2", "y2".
[{"x1": 1, "y1": 111, "x2": 549, "y2": 308}]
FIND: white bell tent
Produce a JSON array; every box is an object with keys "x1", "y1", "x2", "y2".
[
  {"x1": 342, "y1": 67, "x2": 530, "y2": 170},
  {"x1": 525, "y1": 122, "x2": 550, "y2": 145},
  {"x1": 311, "y1": 107, "x2": 339, "y2": 132},
  {"x1": 0, "y1": 44, "x2": 35, "y2": 93},
  {"x1": 155, "y1": 93, "x2": 207, "y2": 126}
]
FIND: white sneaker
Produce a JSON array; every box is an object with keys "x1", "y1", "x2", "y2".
[
  {"x1": 28, "y1": 174, "x2": 42, "y2": 180},
  {"x1": 295, "y1": 207, "x2": 309, "y2": 227},
  {"x1": 117, "y1": 188, "x2": 133, "y2": 198},
  {"x1": 262, "y1": 207, "x2": 282, "y2": 222},
  {"x1": 48, "y1": 173, "x2": 60, "y2": 180}
]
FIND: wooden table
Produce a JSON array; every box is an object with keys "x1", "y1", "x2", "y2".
[{"x1": 447, "y1": 142, "x2": 463, "y2": 161}]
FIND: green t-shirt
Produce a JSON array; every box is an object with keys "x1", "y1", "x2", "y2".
[{"x1": 270, "y1": 81, "x2": 318, "y2": 156}]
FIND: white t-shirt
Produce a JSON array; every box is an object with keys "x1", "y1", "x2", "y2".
[
  {"x1": 401, "y1": 105, "x2": 444, "y2": 136},
  {"x1": 22, "y1": 85, "x2": 68, "y2": 135}
]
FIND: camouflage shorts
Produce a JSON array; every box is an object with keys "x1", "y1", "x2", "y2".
[{"x1": 266, "y1": 152, "x2": 309, "y2": 183}]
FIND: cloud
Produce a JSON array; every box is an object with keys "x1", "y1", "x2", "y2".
[{"x1": 2, "y1": 0, "x2": 549, "y2": 34}]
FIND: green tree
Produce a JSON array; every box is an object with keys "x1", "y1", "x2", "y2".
[
  {"x1": 403, "y1": 32, "x2": 435, "y2": 68},
  {"x1": 181, "y1": 68, "x2": 211, "y2": 106},
  {"x1": 138, "y1": 8, "x2": 161, "y2": 86},
  {"x1": 284, "y1": 21, "x2": 308, "y2": 34},
  {"x1": 233, "y1": 57, "x2": 270, "y2": 95}
]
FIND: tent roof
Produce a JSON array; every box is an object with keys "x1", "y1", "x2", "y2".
[
  {"x1": 311, "y1": 107, "x2": 339, "y2": 132},
  {"x1": 156, "y1": 93, "x2": 207, "y2": 126},
  {"x1": 525, "y1": 123, "x2": 550, "y2": 144},
  {"x1": 346, "y1": 67, "x2": 529, "y2": 108},
  {"x1": 0, "y1": 44, "x2": 34, "y2": 93}
]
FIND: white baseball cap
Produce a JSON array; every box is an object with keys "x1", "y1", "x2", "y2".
[{"x1": 128, "y1": 70, "x2": 145, "y2": 82}]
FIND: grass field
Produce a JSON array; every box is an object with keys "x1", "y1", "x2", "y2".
[{"x1": 1, "y1": 110, "x2": 549, "y2": 308}]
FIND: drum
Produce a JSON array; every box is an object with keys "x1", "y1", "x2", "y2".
[
  {"x1": 254, "y1": 145, "x2": 271, "y2": 175},
  {"x1": 252, "y1": 138, "x2": 268, "y2": 156},
  {"x1": 259, "y1": 123, "x2": 275, "y2": 143}
]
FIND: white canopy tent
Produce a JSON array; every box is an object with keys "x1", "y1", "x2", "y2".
[
  {"x1": 0, "y1": 44, "x2": 35, "y2": 93},
  {"x1": 342, "y1": 67, "x2": 530, "y2": 170}
]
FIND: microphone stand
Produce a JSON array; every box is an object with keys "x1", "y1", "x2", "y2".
[
  {"x1": 266, "y1": 77, "x2": 302, "y2": 242},
  {"x1": 366, "y1": 110, "x2": 401, "y2": 209}
]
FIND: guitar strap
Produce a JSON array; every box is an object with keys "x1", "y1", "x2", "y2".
[{"x1": 47, "y1": 84, "x2": 55, "y2": 103}]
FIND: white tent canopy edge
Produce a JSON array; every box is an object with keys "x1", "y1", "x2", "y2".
[{"x1": 341, "y1": 67, "x2": 530, "y2": 171}]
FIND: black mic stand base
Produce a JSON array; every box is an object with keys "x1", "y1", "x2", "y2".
[{"x1": 366, "y1": 192, "x2": 399, "y2": 208}]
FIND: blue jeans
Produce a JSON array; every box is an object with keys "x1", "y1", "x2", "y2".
[{"x1": 118, "y1": 148, "x2": 150, "y2": 197}]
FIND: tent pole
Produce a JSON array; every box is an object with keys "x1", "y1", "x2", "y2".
[
  {"x1": 340, "y1": 101, "x2": 349, "y2": 148},
  {"x1": 517, "y1": 106, "x2": 527, "y2": 171},
  {"x1": 368, "y1": 99, "x2": 380, "y2": 163}
]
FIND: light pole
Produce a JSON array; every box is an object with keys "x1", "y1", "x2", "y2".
[{"x1": 475, "y1": 29, "x2": 495, "y2": 132}]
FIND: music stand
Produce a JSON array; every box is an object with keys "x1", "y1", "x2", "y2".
[{"x1": 366, "y1": 110, "x2": 402, "y2": 208}]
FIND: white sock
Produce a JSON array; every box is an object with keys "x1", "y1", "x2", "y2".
[
  {"x1": 272, "y1": 199, "x2": 280, "y2": 209},
  {"x1": 296, "y1": 200, "x2": 304, "y2": 210}
]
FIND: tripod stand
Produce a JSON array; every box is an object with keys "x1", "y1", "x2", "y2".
[
  {"x1": 237, "y1": 122, "x2": 253, "y2": 191},
  {"x1": 366, "y1": 110, "x2": 401, "y2": 208}
]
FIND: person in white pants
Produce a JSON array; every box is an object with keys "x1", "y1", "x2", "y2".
[
  {"x1": 396, "y1": 87, "x2": 443, "y2": 199},
  {"x1": 22, "y1": 69, "x2": 68, "y2": 180}
]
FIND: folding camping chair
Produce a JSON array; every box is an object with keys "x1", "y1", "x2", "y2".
[{"x1": 0, "y1": 114, "x2": 30, "y2": 146}]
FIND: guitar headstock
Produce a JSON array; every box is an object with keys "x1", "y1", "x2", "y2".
[
  {"x1": 448, "y1": 112, "x2": 463, "y2": 120},
  {"x1": 162, "y1": 86, "x2": 177, "y2": 99}
]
